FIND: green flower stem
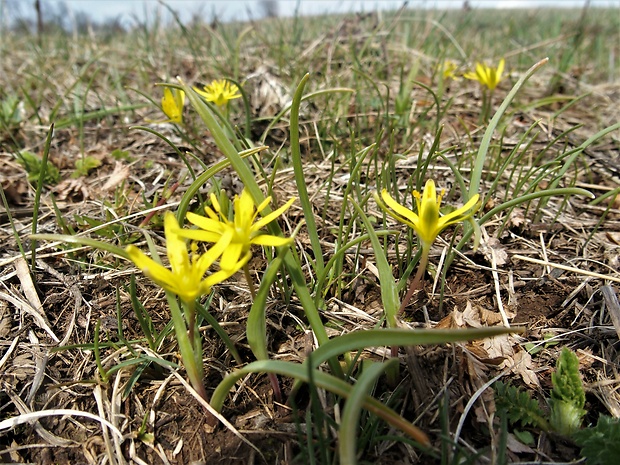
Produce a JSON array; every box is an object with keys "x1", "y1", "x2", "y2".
[
  {"x1": 166, "y1": 292, "x2": 212, "y2": 423},
  {"x1": 184, "y1": 299, "x2": 201, "y2": 374}
]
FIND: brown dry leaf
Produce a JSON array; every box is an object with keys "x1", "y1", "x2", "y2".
[
  {"x1": 101, "y1": 161, "x2": 130, "y2": 191},
  {"x1": 436, "y1": 310, "x2": 460, "y2": 329},
  {"x1": 53, "y1": 178, "x2": 89, "y2": 201},
  {"x1": 507, "y1": 208, "x2": 526, "y2": 228},
  {"x1": 482, "y1": 333, "x2": 515, "y2": 360},
  {"x1": 479, "y1": 307, "x2": 507, "y2": 325},
  {"x1": 1, "y1": 179, "x2": 29, "y2": 206},
  {"x1": 461, "y1": 300, "x2": 509, "y2": 326},
  {"x1": 465, "y1": 342, "x2": 489, "y2": 360},
  {"x1": 465, "y1": 348, "x2": 489, "y2": 384},
  {"x1": 462, "y1": 301, "x2": 482, "y2": 327},
  {"x1": 511, "y1": 347, "x2": 540, "y2": 387},
  {"x1": 480, "y1": 236, "x2": 508, "y2": 266}
]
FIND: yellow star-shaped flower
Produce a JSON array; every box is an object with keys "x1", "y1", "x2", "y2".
[
  {"x1": 464, "y1": 58, "x2": 505, "y2": 91},
  {"x1": 178, "y1": 189, "x2": 295, "y2": 271},
  {"x1": 194, "y1": 79, "x2": 241, "y2": 107},
  {"x1": 161, "y1": 87, "x2": 185, "y2": 123},
  {"x1": 126, "y1": 212, "x2": 246, "y2": 303},
  {"x1": 441, "y1": 60, "x2": 459, "y2": 81},
  {"x1": 375, "y1": 179, "x2": 480, "y2": 251}
]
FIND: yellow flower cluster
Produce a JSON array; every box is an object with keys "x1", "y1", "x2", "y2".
[
  {"x1": 126, "y1": 189, "x2": 295, "y2": 303},
  {"x1": 440, "y1": 58, "x2": 505, "y2": 91}
]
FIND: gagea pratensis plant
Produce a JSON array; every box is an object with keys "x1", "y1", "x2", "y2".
[
  {"x1": 194, "y1": 79, "x2": 241, "y2": 108},
  {"x1": 126, "y1": 211, "x2": 250, "y2": 403},
  {"x1": 31, "y1": 208, "x2": 250, "y2": 415},
  {"x1": 464, "y1": 58, "x2": 505, "y2": 121},
  {"x1": 375, "y1": 179, "x2": 480, "y2": 313},
  {"x1": 178, "y1": 188, "x2": 296, "y2": 297},
  {"x1": 161, "y1": 87, "x2": 185, "y2": 124}
]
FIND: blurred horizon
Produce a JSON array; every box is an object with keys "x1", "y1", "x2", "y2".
[{"x1": 1, "y1": 0, "x2": 618, "y2": 30}]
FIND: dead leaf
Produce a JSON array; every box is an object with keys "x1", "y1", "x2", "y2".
[
  {"x1": 508, "y1": 208, "x2": 526, "y2": 228},
  {"x1": 506, "y1": 433, "x2": 535, "y2": 454},
  {"x1": 462, "y1": 301, "x2": 482, "y2": 327},
  {"x1": 52, "y1": 178, "x2": 89, "y2": 201},
  {"x1": 511, "y1": 348, "x2": 540, "y2": 387},
  {"x1": 101, "y1": 161, "x2": 130, "y2": 191},
  {"x1": 479, "y1": 307, "x2": 507, "y2": 325},
  {"x1": 482, "y1": 334, "x2": 515, "y2": 360},
  {"x1": 436, "y1": 311, "x2": 459, "y2": 329},
  {"x1": 480, "y1": 236, "x2": 508, "y2": 266}
]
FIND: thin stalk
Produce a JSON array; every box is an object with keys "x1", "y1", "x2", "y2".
[
  {"x1": 31, "y1": 124, "x2": 54, "y2": 270},
  {"x1": 398, "y1": 248, "x2": 430, "y2": 314},
  {"x1": 243, "y1": 263, "x2": 256, "y2": 299}
]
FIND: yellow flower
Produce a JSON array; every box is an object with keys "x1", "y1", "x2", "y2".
[
  {"x1": 375, "y1": 180, "x2": 480, "y2": 251},
  {"x1": 161, "y1": 87, "x2": 185, "y2": 123},
  {"x1": 126, "y1": 212, "x2": 246, "y2": 303},
  {"x1": 463, "y1": 58, "x2": 505, "y2": 91},
  {"x1": 441, "y1": 60, "x2": 459, "y2": 80},
  {"x1": 194, "y1": 79, "x2": 241, "y2": 107},
  {"x1": 178, "y1": 189, "x2": 295, "y2": 271}
]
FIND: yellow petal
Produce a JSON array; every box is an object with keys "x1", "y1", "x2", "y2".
[
  {"x1": 220, "y1": 242, "x2": 245, "y2": 271},
  {"x1": 251, "y1": 234, "x2": 292, "y2": 247},
  {"x1": 177, "y1": 229, "x2": 225, "y2": 243},
  {"x1": 186, "y1": 211, "x2": 227, "y2": 235},
  {"x1": 162, "y1": 87, "x2": 183, "y2": 123},
  {"x1": 126, "y1": 245, "x2": 175, "y2": 291},
  {"x1": 163, "y1": 213, "x2": 190, "y2": 275},
  {"x1": 255, "y1": 196, "x2": 272, "y2": 214},
  {"x1": 378, "y1": 190, "x2": 420, "y2": 228},
  {"x1": 252, "y1": 196, "x2": 296, "y2": 231},
  {"x1": 496, "y1": 59, "x2": 505, "y2": 81},
  {"x1": 436, "y1": 194, "x2": 480, "y2": 230}
]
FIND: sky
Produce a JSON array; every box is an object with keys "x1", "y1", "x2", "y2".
[{"x1": 4, "y1": 0, "x2": 620, "y2": 25}]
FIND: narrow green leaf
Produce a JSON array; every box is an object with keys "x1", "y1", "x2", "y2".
[{"x1": 339, "y1": 360, "x2": 400, "y2": 464}]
